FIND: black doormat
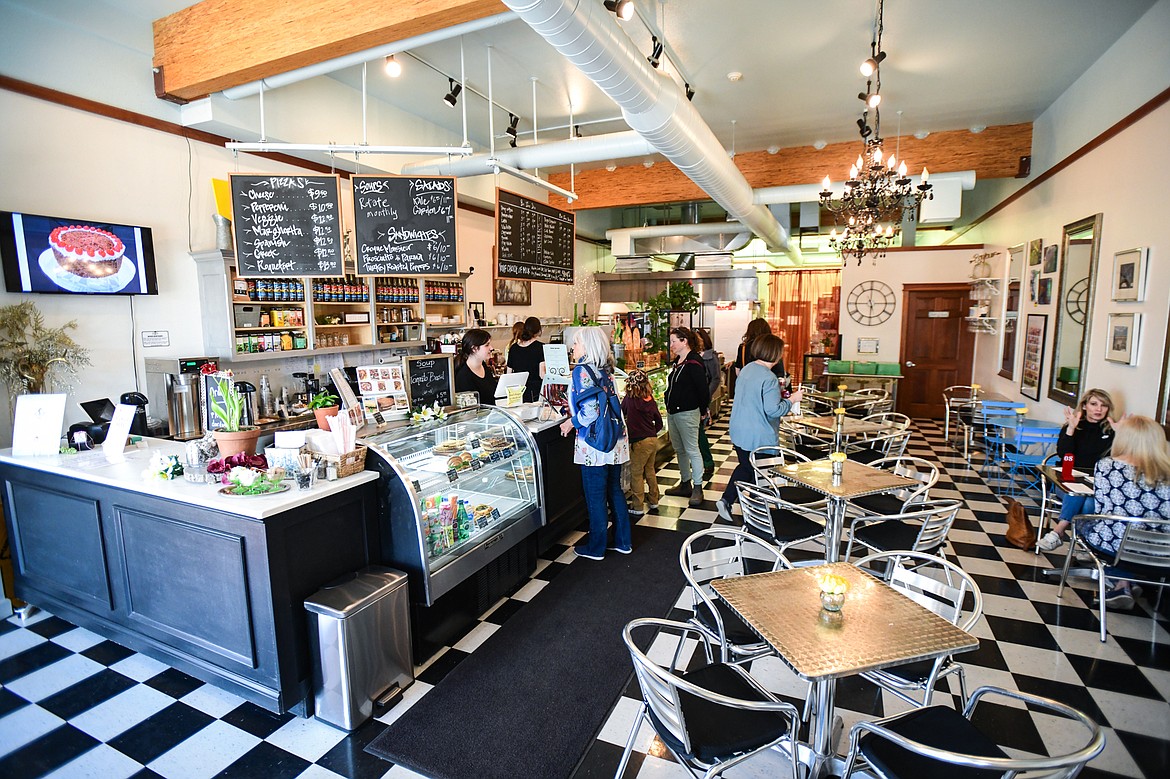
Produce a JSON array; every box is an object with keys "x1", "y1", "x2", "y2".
[{"x1": 366, "y1": 524, "x2": 686, "y2": 779}]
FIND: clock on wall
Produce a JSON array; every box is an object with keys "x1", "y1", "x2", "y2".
[
  {"x1": 846, "y1": 280, "x2": 897, "y2": 326},
  {"x1": 1065, "y1": 277, "x2": 1089, "y2": 325}
]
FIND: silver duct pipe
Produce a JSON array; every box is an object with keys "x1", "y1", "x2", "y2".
[
  {"x1": 500, "y1": 0, "x2": 795, "y2": 258},
  {"x1": 220, "y1": 12, "x2": 517, "y2": 100},
  {"x1": 402, "y1": 129, "x2": 655, "y2": 176},
  {"x1": 607, "y1": 222, "x2": 750, "y2": 239}
]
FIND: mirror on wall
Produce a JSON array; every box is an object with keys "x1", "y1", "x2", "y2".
[
  {"x1": 1048, "y1": 213, "x2": 1103, "y2": 406},
  {"x1": 998, "y1": 244, "x2": 1024, "y2": 378}
]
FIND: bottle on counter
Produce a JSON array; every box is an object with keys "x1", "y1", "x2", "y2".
[{"x1": 258, "y1": 375, "x2": 273, "y2": 418}]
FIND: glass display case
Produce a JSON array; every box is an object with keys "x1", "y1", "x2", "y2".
[{"x1": 363, "y1": 406, "x2": 544, "y2": 605}]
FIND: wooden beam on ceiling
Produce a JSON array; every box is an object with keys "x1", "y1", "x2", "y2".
[
  {"x1": 547, "y1": 123, "x2": 1032, "y2": 211},
  {"x1": 152, "y1": 0, "x2": 507, "y2": 103}
]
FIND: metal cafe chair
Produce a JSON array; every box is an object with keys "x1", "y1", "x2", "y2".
[
  {"x1": 1001, "y1": 425, "x2": 1060, "y2": 496},
  {"x1": 941, "y1": 384, "x2": 977, "y2": 445},
  {"x1": 750, "y1": 445, "x2": 826, "y2": 509},
  {"x1": 977, "y1": 400, "x2": 1027, "y2": 476},
  {"x1": 1034, "y1": 452, "x2": 1067, "y2": 554},
  {"x1": 844, "y1": 498, "x2": 962, "y2": 562},
  {"x1": 845, "y1": 455, "x2": 939, "y2": 518},
  {"x1": 679, "y1": 527, "x2": 791, "y2": 665},
  {"x1": 1057, "y1": 515, "x2": 1170, "y2": 642},
  {"x1": 615, "y1": 618, "x2": 802, "y2": 779},
  {"x1": 737, "y1": 481, "x2": 826, "y2": 558},
  {"x1": 843, "y1": 427, "x2": 910, "y2": 464},
  {"x1": 840, "y1": 685, "x2": 1104, "y2": 779},
  {"x1": 854, "y1": 550, "x2": 983, "y2": 708}
]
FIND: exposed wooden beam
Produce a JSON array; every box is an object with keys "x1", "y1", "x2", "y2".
[
  {"x1": 547, "y1": 123, "x2": 1032, "y2": 210},
  {"x1": 152, "y1": 0, "x2": 506, "y2": 102}
]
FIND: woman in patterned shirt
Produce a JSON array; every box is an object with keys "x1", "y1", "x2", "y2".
[{"x1": 1079, "y1": 415, "x2": 1170, "y2": 607}]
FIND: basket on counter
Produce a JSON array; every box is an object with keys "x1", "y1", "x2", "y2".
[{"x1": 312, "y1": 444, "x2": 368, "y2": 479}]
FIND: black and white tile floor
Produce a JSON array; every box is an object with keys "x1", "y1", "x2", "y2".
[{"x1": 1, "y1": 415, "x2": 1167, "y2": 778}]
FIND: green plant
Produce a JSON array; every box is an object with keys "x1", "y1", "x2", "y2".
[
  {"x1": 643, "y1": 281, "x2": 701, "y2": 353},
  {"x1": 307, "y1": 389, "x2": 339, "y2": 410},
  {"x1": 210, "y1": 376, "x2": 246, "y2": 431},
  {"x1": 0, "y1": 301, "x2": 91, "y2": 402}
]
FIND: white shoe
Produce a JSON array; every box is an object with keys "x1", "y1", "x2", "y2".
[
  {"x1": 715, "y1": 499, "x2": 732, "y2": 523},
  {"x1": 1037, "y1": 531, "x2": 1064, "y2": 552},
  {"x1": 629, "y1": 507, "x2": 646, "y2": 517}
]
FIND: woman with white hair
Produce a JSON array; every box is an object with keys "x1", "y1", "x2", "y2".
[{"x1": 559, "y1": 326, "x2": 632, "y2": 559}]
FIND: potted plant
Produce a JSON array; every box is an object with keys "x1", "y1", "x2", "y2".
[
  {"x1": 209, "y1": 374, "x2": 262, "y2": 457},
  {"x1": 307, "y1": 389, "x2": 340, "y2": 429},
  {"x1": 0, "y1": 301, "x2": 91, "y2": 404},
  {"x1": 644, "y1": 281, "x2": 701, "y2": 358}
]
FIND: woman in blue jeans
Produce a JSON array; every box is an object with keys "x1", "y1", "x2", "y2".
[{"x1": 560, "y1": 326, "x2": 632, "y2": 560}]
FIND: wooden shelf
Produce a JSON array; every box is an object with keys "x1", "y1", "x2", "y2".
[{"x1": 236, "y1": 326, "x2": 308, "y2": 333}]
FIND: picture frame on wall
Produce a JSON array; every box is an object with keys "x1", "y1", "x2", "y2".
[
  {"x1": 1020, "y1": 313, "x2": 1047, "y2": 401},
  {"x1": 494, "y1": 278, "x2": 531, "y2": 306},
  {"x1": 1042, "y1": 244, "x2": 1058, "y2": 274},
  {"x1": 1105, "y1": 312, "x2": 1141, "y2": 364},
  {"x1": 1027, "y1": 239, "x2": 1042, "y2": 267},
  {"x1": 1037, "y1": 277, "x2": 1053, "y2": 306},
  {"x1": 1029, "y1": 268, "x2": 1040, "y2": 302},
  {"x1": 1111, "y1": 247, "x2": 1148, "y2": 302}
]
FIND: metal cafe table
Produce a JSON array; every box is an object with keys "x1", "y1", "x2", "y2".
[
  {"x1": 773, "y1": 459, "x2": 917, "y2": 562},
  {"x1": 790, "y1": 416, "x2": 893, "y2": 438},
  {"x1": 713, "y1": 563, "x2": 978, "y2": 779}
]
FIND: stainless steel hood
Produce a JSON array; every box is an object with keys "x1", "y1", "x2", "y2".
[{"x1": 594, "y1": 269, "x2": 758, "y2": 303}]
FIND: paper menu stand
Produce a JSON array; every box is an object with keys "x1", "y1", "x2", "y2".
[
  {"x1": 542, "y1": 344, "x2": 571, "y2": 387},
  {"x1": 101, "y1": 404, "x2": 137, "y2": 459},
  {"x1": 11, "y1": 393, "x2": 67, "y2": 456}
]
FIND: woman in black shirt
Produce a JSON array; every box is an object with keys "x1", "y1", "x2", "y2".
[
  {"x1": 663, "y1": 327, "x2": 710, "y2": 507},
  {"x1": 454, "y1": 329, "x2": 498, "y2": 406},
  {"x1": 506, "y1": 316, "x2": 546, "y2": 403}
]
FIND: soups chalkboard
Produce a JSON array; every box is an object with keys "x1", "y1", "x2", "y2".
[
  {"x1": 351, "y1": 175, "x2": 457, "y2": 277},
  {"x1": 230, "y1": 174, "x2": 344, "y2": 277},
  {"x1": 495, "y1": 188, "x2": 574, "y2": 284},
  {"x1": 404, "y1": 354, "x2": 455, "y2": 410}
]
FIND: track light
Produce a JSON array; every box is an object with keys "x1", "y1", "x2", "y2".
[
  {"x1": 443, "y1": 78, "x2": 462, "y2": 108},
  {"x1": 383, "y1": 55, "x2": 402, "y2": 78},
  {"x1": 685, "y1": 83, "x2": 695, "y2": 101},
  {"x1": 604, "y1": 0, "x2": 634, "y2": 21},
  {"x1": 858, "y1": 91, "x2": 881, "y2": 108},
  {"x1": 506, "y1": 113, "x2": 519, "y2": 147},
  {"x1": 647, "y1": 36, "x2": 664, "y2": 69},
  {"x1": 859, "y1": 51, "x2": 886, "y2": 77},
  {"x1": 573, "y1": 125, "x2": 582, "y2": 138}
]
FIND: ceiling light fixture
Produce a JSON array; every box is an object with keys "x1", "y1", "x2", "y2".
[
  {"x1": 860, "y1": 51, "x2": 886, "y2": 77},
  {"x1": 506, "y1": 112, "x2": 519, "y2": 147},
  {"x1": 726, "y1": 71, "x2": 743, "y2": 82},
  {"x1": 604, "y1": 0, "x2": 634, "y2": 21},
  {"x1": 819, "y1": 0, "x2": 932, "y2": 264},
  {"x1": 383, "y1": 55, "x2": 402, "y2": 78},
  {"x1": 685, "y1": 83, "x2": 695, "y2": 101},
  {"x1": 443, "y1": 78, "x2": 462, "y2": 108},
  {"x1": 647, "y1": 36, "x2": 664, "y2": 69}
]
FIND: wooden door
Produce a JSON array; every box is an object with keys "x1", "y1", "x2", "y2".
[{"x1": 898, "y1": 284, "x2": 974, "y2": 419}]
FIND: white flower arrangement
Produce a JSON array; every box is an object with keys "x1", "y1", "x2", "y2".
[
  {"x1": 410, "y1": 401, "x2": 449, "y2": 425},
  {"x1": 142, "y1": 452, "x2": 184, "y2": 481}
]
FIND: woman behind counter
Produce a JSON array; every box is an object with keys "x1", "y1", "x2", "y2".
[
  {"x1": 454, "y1": 328, "x2": 498, "y2": 406},
  {"x1": 506, "y1": 316, "x2": 547, "y2": 403}
]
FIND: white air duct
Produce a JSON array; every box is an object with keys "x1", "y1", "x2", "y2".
[
  {"x1": 500, "y1": 0, "x2": 796, "y2": 259},
  {"x1": 403, "y1": 130, "x2": 655, "y2": 176}
]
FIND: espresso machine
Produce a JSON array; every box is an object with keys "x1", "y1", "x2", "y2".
[{"x1": 144, "y1": 357, "x2": 214, "y2": 440}]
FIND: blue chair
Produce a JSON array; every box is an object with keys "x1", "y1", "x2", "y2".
[
  {"x1": 1002, "y1": 426, "x2": 1059, "y2": 495},
  {"x1": 976, "y1": 401, "x2": 1026, "y2": 477}
]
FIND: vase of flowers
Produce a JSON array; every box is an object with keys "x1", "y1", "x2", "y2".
[{"x1": 209, "y1": 374, "x2": 261, "y2": 457}]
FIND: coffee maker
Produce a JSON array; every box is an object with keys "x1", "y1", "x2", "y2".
[{"x1": 144, "y1": 357, "x2": 214, "y2": 440}]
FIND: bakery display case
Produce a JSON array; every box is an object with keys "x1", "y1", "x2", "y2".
[{"x1": 362, "y1": 406, "x2": 544, "y2": 605}]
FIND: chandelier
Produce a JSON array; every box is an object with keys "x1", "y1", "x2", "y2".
[{"x1": 819, "y1": 0, "x2": 932, "y2": 264}]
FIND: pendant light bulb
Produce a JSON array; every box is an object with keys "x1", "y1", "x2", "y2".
[
  {"x1": 867, "y1": 92, "x2": 881, "y2": 108},
  {"x1": 383, "y1": 55, "x2": 402, "y2": 78}
]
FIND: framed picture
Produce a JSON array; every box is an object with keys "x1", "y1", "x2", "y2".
[
  {"x1": 1020, "y1": 313, "x2": 1047, "y2": 401},
  {"x1": 494, "y1": 278, "x2": 531, "y2": 306},
  {"x1": 1042, "y1": 244, "x2": 1058, "y2": 274},
  {"x1": 1037, "y1": 277, "x2": 1053, "y2": 306},
  {"x1": 1028, "y1": 268, "x2": 1040, "y2": 302},
  {"x1": 1111, "y1": 247, "x2": 1148, "y2": 302},
  {"x1": 1027, "y1": 238, "x2": 1042, "y2": 267},
  {"x1": 1105, "y1": 312, "x2": 1141, "y2": 364},
  {"x1": 468, "y1": 301, "x2": 485, "y2": 325}
]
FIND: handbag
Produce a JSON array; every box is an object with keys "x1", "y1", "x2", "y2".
[{"x1": 1004, "y1": 498, "x2": 1036, "y2": 549}]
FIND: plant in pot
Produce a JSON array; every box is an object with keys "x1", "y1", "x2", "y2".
[
  {"x1": 307, "y1": 389, "x2": 340, "y2": 429},
  {"x1": 644, "y1": 281, "x2": 701, "y2": 359},
  {"x1": 209, "y1": 375, "x2": 262, "y2": 458},
  {"x1": 0, "y1": 301, "x2": 91, "y2": 404}
]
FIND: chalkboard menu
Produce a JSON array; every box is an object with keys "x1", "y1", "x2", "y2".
[
  {"x1": 351, "y1": 175, "x2": 457, "y2": 277},
  {"x1": 230, "y1": 174, "x2": 344, "y2": 277},
  {"x1": 404, "y1": 354, "x2": 455, "y2": 410},
  {"x1": 495, "y1": 188, "x2": 574, "y2": 284}
]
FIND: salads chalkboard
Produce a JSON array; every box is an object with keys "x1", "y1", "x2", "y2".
[
  {"x1": 404, "y1": 354, "x2": 455, "y2": 410},
  {"x1": 351, "y1": 175, "x2": 457, "y2": 276},
  {"x1": 230, "y1": 174, "x2": 344, "y2": 277}
]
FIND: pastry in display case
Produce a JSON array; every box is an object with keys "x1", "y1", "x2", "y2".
[{"x1": 362, "y1": 406, "x2": 544, "y2": 605}]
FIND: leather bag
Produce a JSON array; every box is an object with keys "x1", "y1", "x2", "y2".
[{"x1": 1004, "y1": 498, "x2": 1036, "y2": 549}]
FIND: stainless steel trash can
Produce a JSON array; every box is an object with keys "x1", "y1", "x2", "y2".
[{"x1": 305, "y1": 566, "x2": 412, "y2": 730}]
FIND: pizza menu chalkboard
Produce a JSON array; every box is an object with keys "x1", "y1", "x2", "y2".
[
  {"x1": 230, "y1": 174, "x2": 344, "y2": 277},
  {"x1": 404, "y1": 354, "x2": 455, "y2": 410},
  {"x1": 495, "y1": 188, "x2": 574, "y2": 284},
  {"x1": 351, "y1": 176, "x2": 457, "y2": 276}
]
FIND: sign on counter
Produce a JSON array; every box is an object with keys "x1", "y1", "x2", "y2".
[
  {"x1": 495, "y1": 188, "x2": 574, "y2": 284},
  {"x1": 230, "y1": 174, "x2": 344, "y2": 277},
  {"x1": 404, "y1": 354, "x2": 455, "y2": 410},
  {"x1": 351, "y1": 175, "x2": 457, "y2": 277}
]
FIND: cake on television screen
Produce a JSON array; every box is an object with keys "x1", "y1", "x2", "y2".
[{"x1": 0, "y1": 211, "x2": 159, "y2": 295}]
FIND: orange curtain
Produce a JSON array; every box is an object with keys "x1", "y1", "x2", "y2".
[{"x1": 763, "y1": 269, "x2": 841, "y2": 384}]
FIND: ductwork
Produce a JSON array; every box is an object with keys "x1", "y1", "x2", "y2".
[
  {"x1": 500, "y1": 0, "x2": 796, "y2": 260},
  {"x1": 752, "y1": 170, "x2": 975, "y2": 204},
  {"x1": 403, "y1": 129, "x2": 655, "y2": 176}
]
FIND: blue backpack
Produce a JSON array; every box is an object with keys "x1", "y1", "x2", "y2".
[{"x1": 578, "y1": 365, "x2": 625, "y2": 453}]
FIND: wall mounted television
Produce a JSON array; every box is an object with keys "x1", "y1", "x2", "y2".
[{"x1": 0, "y1": 210, "x2": 159, "y2": 295}]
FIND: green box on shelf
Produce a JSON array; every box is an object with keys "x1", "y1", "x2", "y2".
[
  {"x1": 876, "y1": 362, "x2": 901, "y2": 375},
  {"x1": 826, "y1": 360, "x2": 853, "y2": 374},
  {"x1": 852, "y1": 361, "x2": 878, "y2": 375}
]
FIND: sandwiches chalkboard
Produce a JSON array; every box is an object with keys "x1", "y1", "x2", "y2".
[
  {"x1": 404, "y1": 354, "x2": 455, "y2": 410},
  {"x1": 230, "y1": 174, "x2": 344, "y2": 277},
  {"x1": 351, "y1": 175, "x2": 457, "y2": 276},
  {"x1": 495, "y1": 188, "x2": 574, "y2": 284}
]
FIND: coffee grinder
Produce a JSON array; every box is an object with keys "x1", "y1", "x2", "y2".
[{"x1": 291, "y1": 372, "x2": 321, "y2": 406}]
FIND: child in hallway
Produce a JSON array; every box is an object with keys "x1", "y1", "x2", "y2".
[{"x1": 621, "y1": 370, "x2": 663, "y2": 516}]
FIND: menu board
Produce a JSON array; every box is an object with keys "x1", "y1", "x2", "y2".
[
  {"x1": 495, "y1": 188, "x2": 574, "y2": 284},
  {"x1": 351, "y1": 175, "x2": 457, "y2": 277},
  {"x1": 404, "y1": 354, "x2": 455, "y2": 410},
  {"x1": 230, "y1": 174, "x2": 344, "y2": 277}
]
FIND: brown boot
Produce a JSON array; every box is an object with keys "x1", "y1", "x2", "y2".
[
  {"x1": 664, "y1": 481, "x2": 692, "y2": 497},
  {"x1": 689, "y1": 483, "x2": 705, "y2": 507}
]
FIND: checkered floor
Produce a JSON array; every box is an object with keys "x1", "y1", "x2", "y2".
[{"x1": 1, "y1": 415, "x2": 1168, "y2": 778}]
